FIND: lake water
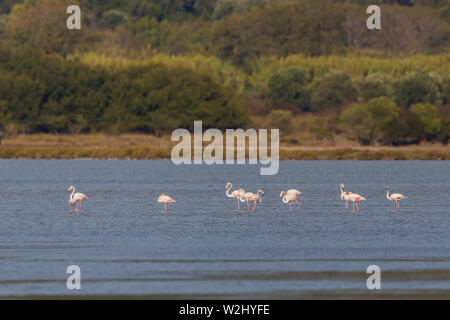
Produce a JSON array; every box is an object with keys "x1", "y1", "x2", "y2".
[{"x1": 0, "y1": 159, "x2": 449, "y2": 298}]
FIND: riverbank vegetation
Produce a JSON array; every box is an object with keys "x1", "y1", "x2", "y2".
[
  {"x1": 0, "y1": 0, "x2": 449, "y2": 154},
  {"x1": 1, "y1": 133, "x2": 449, "y2": 160}
]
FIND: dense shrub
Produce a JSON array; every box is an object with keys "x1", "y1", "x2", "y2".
[
  {"x1": 310, "y1": 71, "x2": 358, "y2": 112},
  {"x1": 442, "y1": 75, "x2": 450, "y2": 105},
  {"x1": 267, "y1": 67, "x2": 312, "y2": 110},
  {"x1": 212, "y1": 0, "x2": 346, "y2": 66},
  {"x1": 265, "y1": 110, "x2": 294, "y2": 133},
  {"x1": 410, "y1": 103, "x2": 442, "y2": 140},
  {"x1": 0, "y1": 46, "x2": 249, "y2": 135},
  {"x1": 340, "y1": 97, "x2": 399, "y2": 145},
  {"x1": 355, "y1": 73, "x2": 393, "y2": 102},
  {"x1": 387, "y1": 108, "x2": 423, "y2": 145},
  {"x1": 393, "y1": 73, "x2": 440, "y2": 107},
  {"x1": 437, "y1": 106, "x2": 450, "y2": 144}
]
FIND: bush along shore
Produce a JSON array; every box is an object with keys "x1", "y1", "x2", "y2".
[{"x1": 0, "y1": 146, "x2": 448, "y2": 160}]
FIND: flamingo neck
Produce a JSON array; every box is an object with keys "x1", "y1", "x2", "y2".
[
  {"x1": 282, "y1": 194, "x2": 288, "y2": 203},
  {"x1": 225, "y1": 184, "x2": 233, "y2": 197},
  {"x1": 386, "y1": 188, "x2": 390, "y2": 200},
  {"x1": 70, "y1": 188, "x2": 75, "y2": 200}
]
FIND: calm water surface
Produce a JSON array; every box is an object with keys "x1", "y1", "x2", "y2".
[{"x1": 0, "y1": 160, "x2": 449, "y2": 298}]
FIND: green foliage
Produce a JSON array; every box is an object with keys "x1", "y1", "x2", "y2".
[
  {"x1": 341, "y1": 97, "x2": 399, "y2": 145},
  {"x1": 0, "y1": 46, "x2": 249, "y2": 135},
  {"x1": 393, "y1": 73, "x2": 440, "y2": 107},
  {"x1": 4, "y1": 0, "x2": 96, "y2": 56},
  {"x1": 267, "y1": 67, "x2": 312, "y2": 110},
  {"x1": 439, "y1": 2, "x2": 450, "y2": 20},
  {"x1": 411, "y1": 103, "x2": 442, "y2": 139},
  {"x1": 265, "y1": 110, "x2": 294, "y2": 133},
  {"x1": 0, "y1": 0, "x2": 22, "y2": 14},
  {"x1": 99, "y1": 10, "x2": 130, "y2": 28},
  {"x1": 310, "y1": 71, "x2": 358, "y2": 112},
  {"x1": 442, "y1": 75, "x2": 450, "y2": 105},
  {"x1": 212, "y1": 0, "x2": 346, "y2": 66},
  {"x1": 0, "y1": 0, "x2": 448, "y2": 146},
  {"x1": 355, "y1": 73, "x2": 394, "y2": 102},
  {"x1": 213, "y1": 0, "x2": 265, "y2": 19}
]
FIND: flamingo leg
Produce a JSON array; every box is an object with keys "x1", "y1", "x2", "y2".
[
  {"x1": 352, "y1": 201, "x2": 355, "y2": 212},
  {"x1": 247, "y1": 200, "x2": 250, "y2": 212},
  {"x1": 356, "y1": 202, "x2": 360, "y2": 212},
  {"x1": 290, "y1": 202, "x2": 292, "y2": 211},
  {"x1": 252, "y1": 201, "x2": 256, "y2": 212},
  {"x1": 296, "y1": 200, "x2": 301, "y2": 210},
  {"x1": 345, "y1": 201, "x2": 349, "y2": 210},
  {"x1": 237, "y1": 198, "x2": 240, "y2": 210}
]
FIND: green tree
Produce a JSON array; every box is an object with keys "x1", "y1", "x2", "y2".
[
  {"x1": 410, "y1": 103, "x2": 442, "y2": 140},
  {"x1": 310, "y1": 71, "x2": 358, "y2": 112},
  {"x1": 442, "y1": 75, "x2": 450, "y2": 105},
  {"x1": 355, "y1": 73, "x2": 393, "y2": 102},
  {"x1": 393, "y1": 73, "x2": 440, "y2": 107},
  {"x1": 265, "y1": 110, "x2": 294, "y2": 133},
  {"x1": 268, "y1": 67, "x2": 311, "y2": 110},
  {"x1": 341, "y1": 97, "x2": 399, "y2": 145}
]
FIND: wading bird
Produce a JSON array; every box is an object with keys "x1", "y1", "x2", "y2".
[
  {"x1": 347, "y1": 192, "x2": 366, "y2": 212},
  {"x1": 225, "y1": 182, "x2": 245, "y2": 210},
  {"x1": 241, "y1": 189, "x2": 264, "y2": 212},
  {"x1": 280, "y1": 191, "x2": 301, "y2": 211},
  {"x1": 68, "y1": 185, "x2": 88, "y2": 212},
  {"x1": 157, "y1": 194, "x2": 176, "y2": 212},
  {"x1": 386, "y1": 184, "x2": 407, "y2": 209},
  {"x1": 340, "y1": 183, "x2": 353, "y2": 210},
  {"x1": 286, "y1": 189, "x2": 302, "y2": 196}
]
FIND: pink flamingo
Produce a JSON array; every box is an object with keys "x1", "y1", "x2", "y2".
[
  {"x1": 386, "y1": 184, "x2": 407, "y2": 209},
  {"x1": 280, "y1": 191, "x2": 301, "y2": 211},
  {"x1": 158, "y1": 194, "x2": 175, "y2": 212},
  {"x1": 68, "y1": 186, "x2": 88, "y2": 212},
  {"x1": 241, "y1": 189, "x2": 264, "y2": 212},
  {"x1": 347, "y1": 192, "x2": 366, "y2": 212},
  {"x1": 225, "y1": 182, "x2": 245, "y2": 210},
  {"x1": 340, "y1": 183, "x2": 353, "y2": 210}
]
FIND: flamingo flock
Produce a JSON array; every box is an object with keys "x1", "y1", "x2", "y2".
[{"x1": 66, "y1": 183, "x2": 407, "y2": 213}]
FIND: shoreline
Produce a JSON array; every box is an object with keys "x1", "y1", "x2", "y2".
[{"x1": 0, "y1": 146, "x2": 448, "y2": 160}]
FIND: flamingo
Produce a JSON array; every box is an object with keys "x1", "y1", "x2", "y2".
[
  {"x1": 69, "y1": 197, "x2": 77, "y2": 212},
  {"x1": 286, "y1": 189, "x2": 302, "y2": 196},
  {"x1": 225, "y1": 182, "x2": 245, "y2": 210},
  {"x1": 347, "y1": 192, "x2": 366, "y2": 212},
  {"x1": 340, "y1": 183, "x2": 353, "y2": 210},
  {"x1": 68, "y1": 185, "x2": 88, "y2": 212},
  {"x1": 241, "y1": 189, "x2": 264, "y2": 212},
  {"x1": 280, "y1": 191, "x2": 301, "y2": 211},
  {"x1": 157, "y1": 194, "x2": 175, "y2": 212},
  {"x1": 386, "y1": 184, "x2": 407, "y2": 209}
]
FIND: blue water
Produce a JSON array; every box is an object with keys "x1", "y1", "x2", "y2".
[{"x1": 0, "y1": 160, "x2": 449, "y2": 298}]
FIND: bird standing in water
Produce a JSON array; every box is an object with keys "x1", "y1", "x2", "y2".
[
  {"x1": 68, "y1": 185, "x2": 88, "y2": 212},
  {"x1": 280, "y1": 190, "x2": 301, "y2": 211},
  {"x1": 340, "y1": 183, "x2": 353, "y2": 210},
  {"x1": 225, "y1": 182, "x2": 245, "y2": 210},
  {"x1": 241, "y1": 189, "x2": 264, "y2": 212},
  {"x1": 158, "y1": 194, "x2": 176, "y2": 212},
  {"x1": 386, "y1": 184, "x2": 407, "y2": 209}
]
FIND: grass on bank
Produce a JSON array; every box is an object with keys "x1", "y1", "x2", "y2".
[{"x1": 1, "y1": 134, "x2": 449, "y2": 160}]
